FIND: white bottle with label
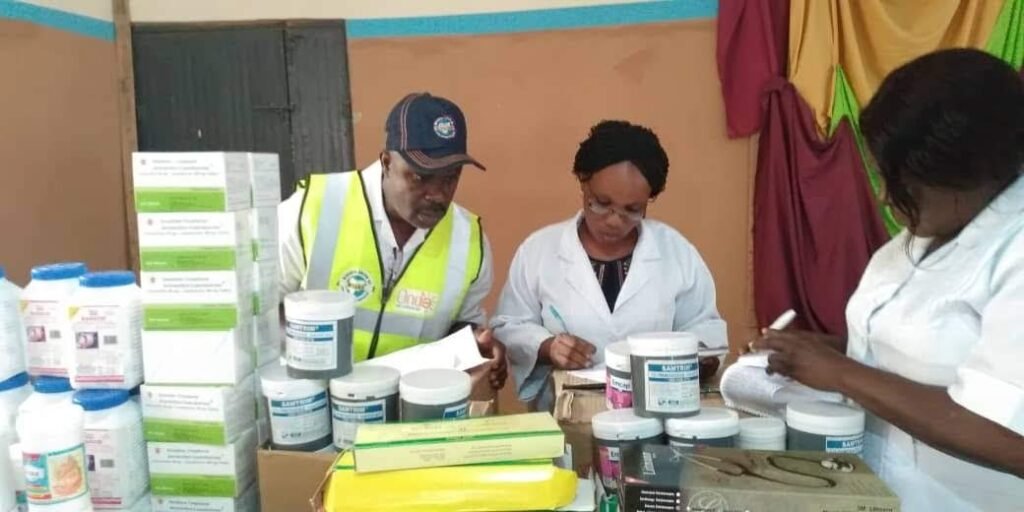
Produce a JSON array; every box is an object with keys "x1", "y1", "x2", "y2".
[
  {"x1": 0, "y1": 426, "x2": 15, "y2": 512},
  {"x1": 21, "y1": 263, "x2": 87, "y2": 378},
  {"x1": 0, "y1": 266, "x2": 26, "y2": 383},
  {"x1": 73, "y1": 390, "x2": 148, "y2": 510},
  {"x1": 0, "y1": 373, "x2": 30, "y2": 441},
  {"x1": 8, "y1": 442, "x2": 26, "y2": 512},
  {"x1": 15, "y1": 389, "x2": 91, "y2": 511},
  {"x1": 69, "y1": 272, "x2": 143, "y2": 390}
]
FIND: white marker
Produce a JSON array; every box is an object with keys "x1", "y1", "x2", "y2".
[{"x1": 768, "y1": 309, "x2": 797, "y2": 331}]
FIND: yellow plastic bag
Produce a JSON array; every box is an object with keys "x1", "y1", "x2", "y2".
[{"x1": 324, "y1": 452, "x2": 577, "y2": 512}]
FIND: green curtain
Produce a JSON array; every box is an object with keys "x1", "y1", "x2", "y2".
[
  {"x1": 987, "y1": 0, "x2": 1024, "y2": 69},
  {"x1": 829, "y1": 65, "x2": 902, "y2": 236}
]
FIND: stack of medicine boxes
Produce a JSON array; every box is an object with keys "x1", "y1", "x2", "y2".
[{"x1": 133, "y1": 152, "x2": 282, "y2": 511}]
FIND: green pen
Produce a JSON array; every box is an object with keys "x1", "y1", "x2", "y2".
[{"x1": 548, "y1": 305, "x2": 570, "y2": 333}]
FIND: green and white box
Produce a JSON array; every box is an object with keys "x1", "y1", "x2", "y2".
[
  {"x1": 148, "y1": 428, "x2": 258, "y2": 498},
  {"x1": 151, "y1": 483, "x2": 258, "y2": 512},
  {"x1": 251, "y1": 258, "x2": 279, "y2": 315},
  {"x1": 134, "y1": 152, "x2": 253, "y2": 213},
  {"x1": 248, "y1": 153, "x2": 281, "y2": 208},
  {"x1": 142, "y1": 376, "x2": 256, "y2": 445},
  {"x1": 253, "y1": 308, "x2": 282, "y2": 367},
  {"x1": 249, "y1": 207, "x2": 279, "y2": 262},
  {"x1": 142, "y1": 323, "x2": 255, "y2": 385}
]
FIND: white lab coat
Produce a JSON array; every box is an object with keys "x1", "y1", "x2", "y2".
[
  {"x1": 491, "y1": 213, "x2": 728, "y2": 407},
  {"x1": 845, "y1": 175, "x2": 1024, "y2": 511}
]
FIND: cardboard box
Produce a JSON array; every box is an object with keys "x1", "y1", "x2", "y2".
[
  {"x1": 137, "y1": 211, "x2": 252, "y2": 252},
  {"x1": 253, "y1": 308, "x2": 282, "y2": 367},
  {"x1": 133, "y1": 152, "x2": 253, "y2": 213},
  {"x1": 151, "y1": 483, "x2": 259, "y2": 512},
  {"x1": 142, "y1": 377, "x2": 256, "y2": 445},
  {"x1": 552, "y1": 369, "x2": 609, "y2": 477},
  {"x1": 148, "y1": 428, "x2": 258, "y2": 498},
  {"x1": 249, "y1": 207, "x2": 279, "y2": 261},
  {"x1": 619, "y1": 444, "x2": 900, "y2": 512},
  {"x1": 142, "y1": 325, "x2": 255, "y2": 385},
  {"x1": 251, "y1": 259, "x2": 279, "y2": 314},
  {"x1": 248, "y1": 153, "x2": 281, "y2": 208},
  {"x1": 353, "y1": 411, "x2": 564, "y2": 473},
  {"x1": 263, "y1": 400, "x2": 495, "y2": 512}
]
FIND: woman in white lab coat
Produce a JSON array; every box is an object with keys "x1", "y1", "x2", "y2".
[
  {"x1": 751, "y1": 49, "x2": 1024, "y2": 510},
  {"x1": 491, "y1": 120, "x2": 728, "y2": 408}
]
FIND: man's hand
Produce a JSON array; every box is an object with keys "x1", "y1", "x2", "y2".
[
  {"x1": 475, "y1": 328, "x2": 508, "y2": 390},
  {"x1": 539, "y1": 334, "x2": 596, "y2": 370}
]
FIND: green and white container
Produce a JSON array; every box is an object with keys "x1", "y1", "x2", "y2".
[
  {"x1": 259, "y1": 364, "x2": 332, "y2": 452},
  {"x1": 786, "y1": 401, "x2": 865, "y2": 455},
  {"x1": 628, "y1": 332, "x2": 700, "y2": 419},
  {"x1": 400, "y1": 369, "x2": 470, "y2": 421},
  {"x1": 147, "y1": 429, "x2": 257, "y2": 499},
  {"x1": 141, "y1": 378, "x2": 255, "y2": 445},
  {"x1": 330, "y1": 365, "x2": 400, "y2": 450},
  {"x1": 132, "y1": 152, "x2": 253, "y2": 213}
]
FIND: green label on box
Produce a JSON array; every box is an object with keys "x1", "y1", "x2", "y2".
[
  {"x1": 150, "y1": 474, "x2": 238, "y2": 497},
  {"x1": 140, "y1": 247, "x2": 240, "y2": 271},
  {"x1": 144, "y1": 418, "x2": 228, "y2": 444},
  {"x1": 144, "y1": 304, "x2": 239, "y2": 330},
  {"x1": 135, "y1": 188, "x2": 228, "y2": 213},
  {"x1": 252, "y1": 240, "x2": 260, "y2": 260}
]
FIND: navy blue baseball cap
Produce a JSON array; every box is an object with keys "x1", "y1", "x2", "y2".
[{"x1": 385, "y1": 93, "x2": 486, "y2": 174}]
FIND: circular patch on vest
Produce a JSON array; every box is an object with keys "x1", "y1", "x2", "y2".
[{"x1": 339, "y1": 269, "x2": 374, "y2": 302}]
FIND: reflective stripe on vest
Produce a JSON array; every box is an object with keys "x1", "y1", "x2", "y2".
[{"x1": 298, "y1": 171, "x2": 483, "y2": 360}]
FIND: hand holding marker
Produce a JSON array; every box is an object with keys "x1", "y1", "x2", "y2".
[
  {"x1": 748, "y1": 309, "x2": 798, "y2": 353},
  {"x1": 547, "y1": 305, "x2": 596, "y2": 369}
]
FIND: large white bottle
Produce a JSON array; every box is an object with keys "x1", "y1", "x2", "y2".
[{"x1": 0, "y1": 266, "x2": 26, "y2": 383}]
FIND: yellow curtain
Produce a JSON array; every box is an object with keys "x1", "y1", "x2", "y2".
[{"x1": 789, "y1": 0, "x2": 1005, "y2": 132}]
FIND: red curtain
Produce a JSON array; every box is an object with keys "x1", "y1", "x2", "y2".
[{"x1": 753, "y1": 79, "x2": 890, "y2": 335}]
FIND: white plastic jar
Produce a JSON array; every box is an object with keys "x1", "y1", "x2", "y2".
[
  {"x1": 284, "y1": 291, "x2": 356, "y2": 380},
  {"x1": 8, "y1": 442, "x2": 26, "y2": 512},
  {"x1": 738, "y1": 417, "x2": 787, "y2": 451},
  {"x1": 21, "y1": 263, "x2": 87, "y2": 378},
  {"x1": 628, "y1": 332, "x2": 701, "y2": 418},
  {"x1": 400, "y1": 369, "x2": 471, "y2": 421},
  {"x1": 18, "y1": 377, "x2": 74, "y2": 417},
  {"x1": 665, "y1": 407, "x2": 740, "y2": 449},
  {"x1": 68, "y1": 272, "x2": 143, "y2": 390},
  {"x1": 16, "y1": 391, "x2": 91, "y2": 511},
  {"x1": 72, "y1": 390, "x2": 148, "y2": 510},
  {"x1": 591, "y1": 408, "x2": 664, "y2": 494},
  {"x1": 329, "y1": 365, "x2": 400, "y2": 450},
  {"x1": 0, "y1": 266, "x2": 26, "y2": 382},
  {"x1": 786, "y1": 401, "x2": 865, "y2": 455},
  {"x1": 604, "y1": 341, "x2": 632, "y2": 410},
  {"x1": 260, "y1": 364, "x2": 332, "y2": 451},
  {"x1": 0, "y1": 427, "x2": 14, "y2": 512},
  {"x1": 0, "y1": 373, "x2": 30, "y2": 440}
]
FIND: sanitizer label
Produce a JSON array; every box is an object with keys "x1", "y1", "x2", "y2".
[
  {"x1": 442, "y1": 403, "x2": 468, "y2": 420},
  {"x1": 84, "y1": 425, "x2": 148, "y2": 507},
  {"x1": 332, "y1": 397, "x2": 388, "y2": 449},
  {"x1": 606, "y1": 371, "x2": 633, "y2": 409},
  {"x1": 825, "y1": 433, "x2": 864, "y2": 455},
  {"x1": 20, "y1": 300, "x2": 69, "y2": 376},
  {"x1": 643, "y1": 358, "x2": 699, "y2": 414},
  {"x1": 71, "y1": 304, "x2": 140, "y2": 385},
  {"x1": 285, "y1": 319, "x2": 338, "y2": 371},
  {"x1": 270, "y1": 391, "x2": 331, "y2": 446},
  {"x1": 597, "y1": 445, "x2": 621, "y2": 491},
  {"x1": 23, "y1": 444, "x2": 88, "y2": 505}
]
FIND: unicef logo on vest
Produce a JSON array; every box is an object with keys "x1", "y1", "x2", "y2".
[{"x1": 339, "y1": 269, "x2": 374, "y2": 302}]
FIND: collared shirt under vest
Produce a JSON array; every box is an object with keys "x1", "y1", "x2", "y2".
[{"x1": 297, "y1": 170, "x2": 484, "y2": 361}]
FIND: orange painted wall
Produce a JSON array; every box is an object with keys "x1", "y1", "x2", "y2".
[{"x1": 0, "y1": 19, "x2": 127, "y2": 283}]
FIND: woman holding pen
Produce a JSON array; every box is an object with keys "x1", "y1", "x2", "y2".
[
  {"x1": 490, "y1": 120, "x2": 728, "y2": 410},
  {"x1": 752, "y1": 50, "x2": 1024, "y2": 510}
]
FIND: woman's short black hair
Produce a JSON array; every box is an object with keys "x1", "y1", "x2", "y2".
[
  {"x1": 573, "y1": 120, "x2": 669, "y2": 198},
  {"x1": 861, "y1": 48, "x2": 1024, "y2": 228}
]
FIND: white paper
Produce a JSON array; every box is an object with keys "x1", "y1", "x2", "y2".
[
  {"x1": 566, "y1": 364, "x2": 606, "y2": 383},
  {"x1": 720, "y1": 352, "x2": 843, "y2": 418},
  {"x1": 359, "y1": 326, "x2": 489, "y2": 375}
]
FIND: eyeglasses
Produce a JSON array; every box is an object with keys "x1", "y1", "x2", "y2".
[{"x1": 583, "y1": 186, "x2": 647, "y2": 222}]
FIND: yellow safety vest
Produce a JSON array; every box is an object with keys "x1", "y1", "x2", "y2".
[{"x1": 297, "y1": 171, "x2": 484, "y2": 361}]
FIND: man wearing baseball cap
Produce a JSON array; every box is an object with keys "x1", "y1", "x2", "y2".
[{"x1": 279, "y1": 92, "x2": 506, "y2": 390}]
